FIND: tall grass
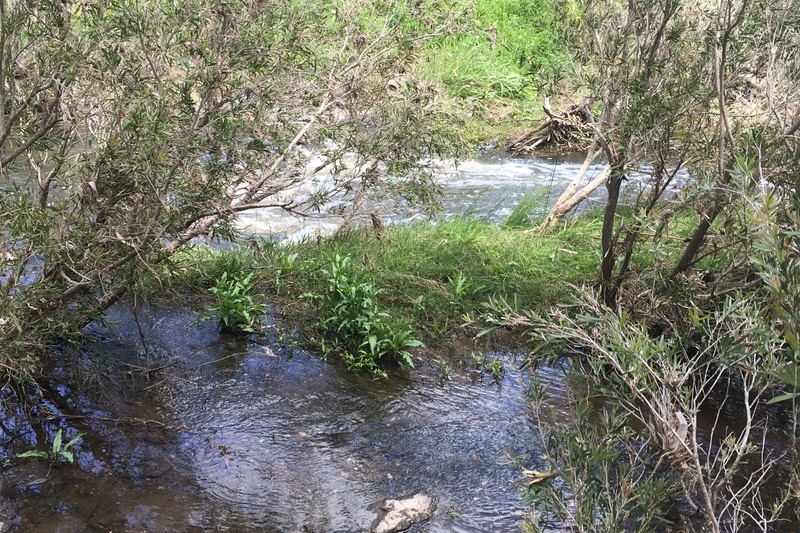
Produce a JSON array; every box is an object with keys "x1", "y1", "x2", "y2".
[
  {"x1": 423, "y1": 36, "x2": 532, "y2": 99},
  {"x1": 152, "y1": 207, "x2": 714, "y2": 344},
  {"x1": 502, "y1": 188, "x2": 551, "y2": 228},
  {"x1": 276, "y1": 216, "x2": 603, "y2": 336},
  {"x1": 420, "y1": 0, "x2": 567, "y2": 101}
]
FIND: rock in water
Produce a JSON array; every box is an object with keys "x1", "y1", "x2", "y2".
[{"x1": 371, "y1": 493, "x2": 436, "y2": 533}]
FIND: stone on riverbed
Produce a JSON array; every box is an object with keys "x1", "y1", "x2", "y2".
[{"x1": 371, "y1": 493, "x2": 436, "y2": 533}]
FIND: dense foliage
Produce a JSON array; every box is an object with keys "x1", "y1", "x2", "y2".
[
  {"x1": 2, "y1": 0, "x2": 800, "y2": 529},
  {"x1": 0, "y1": 0, "x2": 466, "y2": 386}
]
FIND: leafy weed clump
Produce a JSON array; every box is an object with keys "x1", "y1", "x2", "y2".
[
  {"x1": 17, "y1": 429, "x2": 83, "y2": 465},
  {"x1": 207, "y1": 272, "x2": 266, "y2": 333},
  {"x1": 311, "y1": 254, "x2": 421, "y2": 377}
]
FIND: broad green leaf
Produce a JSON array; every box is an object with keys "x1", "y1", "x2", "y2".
[
  {"x1": 53, "y1": 429, "x2": 63, "y2": 454},
  {"x1": 17, "y1": 450, "x2": 49, "y2": 459}
]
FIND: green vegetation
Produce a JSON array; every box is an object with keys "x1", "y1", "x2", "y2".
[
  {"x1": 3, "y1": 0, "x2": 800, "y2": 529},
  {"x1": 501, "y1": 189, "x2": 550, "y2": 228},
  {"x1": 0, "y1": 0, "x2": 467, "y2": 387},
  {"x1": 308, "y1": 216, "x2": 601, "y2": 326},
  {"x1": 148, "y1": 212, "x2": 607, "y2": 377},
  {"x1": 415, "y1": 0, "x2": 569, "y2": 142},
  {"x1": 17, "y1": 429, "x2": 83, "y2": 465},
  {"x1": 308, "y1": 254, "x2": 421, "y2": 377},
  {"x1": 205, "y1": 272, "x2": 266, "y2": 333},
  {"x1": 420, "y1": 0, "x2": 566, "y2": 100},
  {"x1": 525, "y1": 390, "x2": 672, "y2": 533},
  {"x1": 173, "y1": 215, "x2": 602, "y2": 338}
]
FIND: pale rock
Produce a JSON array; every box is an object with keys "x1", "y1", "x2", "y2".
[{"x1": 371, "y1": 493, "x2": 436, "y2": 533}]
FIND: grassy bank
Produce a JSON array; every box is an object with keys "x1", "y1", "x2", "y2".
[
  {"x1": 161, "y1": 215, "x2": 602, "y2": 339},
  {"x1": 149, "y1": 201, "x2": 714, "y2": 378},
  {"x1": 419, "y1": 0, "x2": 570, "y2": 145}
]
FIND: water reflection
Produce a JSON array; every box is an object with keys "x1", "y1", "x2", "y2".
[
  {"x1": 1, "y1": 303, "x2": 568, "y2": 532},
  {"x1": 160, "y1": 317, "x2": 554, "y2": 532}
]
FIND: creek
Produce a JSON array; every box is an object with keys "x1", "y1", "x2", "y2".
[
  {"x1": 0, "y1": 152, "x2": 733, "y2": 533},
  {"x1": 1, "y1": 300, "x2": 572, "y2": 532},
  {"x1": 235, "y1": 149, "x2": 690, "y2": 242}
]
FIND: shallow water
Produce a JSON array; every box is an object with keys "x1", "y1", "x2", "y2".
[
  {"x1": 1, "y1": 302, "x2": 572, "y2": 532},
  {"x1": 2, "y1": 306, "x2": 797, "y2": 532}
]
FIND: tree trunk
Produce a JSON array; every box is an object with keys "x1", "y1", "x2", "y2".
[
  {"x1": 540, "y1": 162, "x2": 610, "y2": 231},
  {"x1": 600, "y1": 163, "x2": 625, "y2": 307},
  {"x1": 670, "y1": 202, "x2": 722, "y2": 279}
]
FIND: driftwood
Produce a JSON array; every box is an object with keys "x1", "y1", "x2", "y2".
[
  {"x1": 506, "y1": 98, "x2": 610, "y2": 230},
  {"x1": 539, "y1": 139, "x2": 611, "y2": 231},
  {"x1": 507, "y1": 98, "x2": 594, "y2": 155}
]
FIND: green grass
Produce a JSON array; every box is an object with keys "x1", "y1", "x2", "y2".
[
  {"x1": 162, "y1": 216, "x2": 603, "y2": 339},
  {"x1": 420, "y1": 0, "x2": 568, "y2": 102},
  {"x1": 422, "y1": 36, "x2": 533, "y2": 100},
  {"x1": 502, "y1": 188, "x2": 551, "y2": 228},
  {"x1": 140, "y1": 204, "x2": 745, "y2": 375},
  {"x1": 147, "y1": 206, "x2": 720, "y2": 342}
]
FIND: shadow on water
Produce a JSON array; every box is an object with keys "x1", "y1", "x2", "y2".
[{"x1": 1, "y1": 301, "x2": 572, "y2": 532}]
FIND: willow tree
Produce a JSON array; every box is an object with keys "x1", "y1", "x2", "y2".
[
  {"x1": 552, "y1": 0, "x2": 799, "y2": 307},
  {"x1": 517, "y1": 1, "x2": 800, "y2": 529},
  {"x1": 0, "y1": 0, "x2": 466, "y2": 386}
]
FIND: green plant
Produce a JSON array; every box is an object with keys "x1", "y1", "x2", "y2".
[
  {"x1": 420, "y1": 0, "x2": 567, "y2": 101},
  {"x1": 448, "y1": 271, "x2": 472, "y2": 302},
  {"x1": 316, "y1": 254, "x2": 421, "y2": 376},
  {"x1": 467, "y1": 352, "x2": 506, "y2": 381},
  {"x1": 470, "y1": 352, "x2": 484, "y2": 367},
  {"x1": 0, "y1": 0, "x2": 467, "y2": 394},
  {"x1": 207, "y1": 272, "x2": 266, "y2": 333},
  {"x1": 485, "y1": 288, "x2": 794, "y2": 532},
  {"x1": 271, "y1": 216, "x2": 601, "y2": 338},
  {"x1": 433, "y1": 357, "x2": 453, "y2": 382},
  {"x1": 488, "y1": 358, "x2": 505, "y2": 381},
  {"x1": 502, "y1": 189, "x2": 549, "y2": 228},
  {"x1": 525, "y1": 385, "x2": 674, "y2": 533},
  {"x1": 274, "y1": 252, "x2": 299, "y2": 295},
  {"x1": 17, "y1": 429, "x2": 83, "y2": 465},
  {"x1": 751, "y1": 190, "x2": 800, "y2": 404}
]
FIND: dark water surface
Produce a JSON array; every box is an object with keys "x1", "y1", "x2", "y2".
[{"x1": 1, "y1": 302, "x2": 571, "y2": 532}]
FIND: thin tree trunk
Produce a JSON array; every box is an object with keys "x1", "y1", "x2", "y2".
[
  {"x1": 669, "y1": 0, "x2": 741, "y2": 283},
  {"x1": 539, "y1": 141, "x2": 608, "y2": 231},
  {"x1": 600, "y1": 163, "x2": 625, "y2": 307},
  {"x1": 541, "y1": 164, "x2": 611, "y2": 231},
  {"x1": 553, "y1": 140, "x2": 598, "y2": 206},
  {"x1": 670, "y1": 201, "x2": 723, "y2": 279}
]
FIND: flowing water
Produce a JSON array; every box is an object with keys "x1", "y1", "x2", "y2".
[
  {"x1": 3, "y1": 152, "x2": 779, "y2": 533},
  {"x1": 235, "y1": 150, "x2": 691, "y2": 242},
  {"x1": 1, "y1": 301, "x2": 571, "y2": 532},
  {"x1": 3, "y1": 151, "x2": 601, "y2": 533}
]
